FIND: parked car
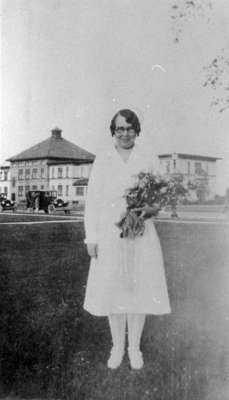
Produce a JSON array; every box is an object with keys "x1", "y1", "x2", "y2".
[
  {"x1": 26, "y1": 190, "x2": 71, "y2": 214},
  {"x1": 26, "y1": 190, "x2": 57, "y2": 214},
  {"x1": 0, "y1": 193, "x2": 16, "y2": 212}
]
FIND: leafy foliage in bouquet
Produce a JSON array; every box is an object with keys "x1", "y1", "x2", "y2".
[{"x1": 115, "y1": 172, "x2": 188, "y2": 239}]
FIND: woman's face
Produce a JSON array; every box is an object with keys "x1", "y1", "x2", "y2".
[{"x1": 113, "y1": 114, "x2": 137, "y2": 149}]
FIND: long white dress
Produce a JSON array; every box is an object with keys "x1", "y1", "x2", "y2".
[{"x1": 84, "y1": 143, "x2": 171, "y2": 316}]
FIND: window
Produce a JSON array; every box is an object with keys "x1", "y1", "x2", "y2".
[
  {"x1": 80, "y1": 166, "x2": 84, "y2": 177},
  {"x1": 166, "y1": 161, "x2": 170, "y2": 174},
  {"x1": 76, "y1": 165, "x2": 84, "y2": 177},
  {"x1": 32, "y1": 185, "x2": 38, "y2": 190},
  {"x1": 18, "y1": 186, "x2": 23, "y2": 197},
  {"x1": 76, "y1": 186, "x2": 84, "y2": 196},
  {"x1": 66, "y1": 185, "x2": 69, "y2": 196},
  {"x1": 52, "y1": 185, "x2": 55, "y2": 191},
  {"x1": 195, "y1": 162, "x2": 202, "y2": 175},
  {"x1": 41, "y1": 168, "x2": 45, "y2": 178},
  {"x1": 84, "y1": 165, "x2": 90, "y2": 177},
  {"x1": 25, "y1": 185, "x2": 30, "y2": 193},
  {"x1": 52, "y1": 168, "x2": 55, "y2": 178},
  {"x1": 173, "y1": 160, "x2": 176, "y2": 170},
  {"x1": 18, "y1": 169, "x2": 23, "y2": 180},
  {"x1": 58, "y1": 185, "x2": 63, "y2": 196},
  {"x1": 4, "y1": 170, "x2": 8, "y2": 180},
  {"x1": 4, "y1": 187, "x2": 8, "y2": 195},
  {"x1": 25, "y1": 169, "x2": 30, "y2": 179},
  {"x1": 32, "y1": 168, "x2": 38, "y2": 179},
  {"x1": 66, "y1": 166, "x2": 69, "y2": 178},
  {"x1": 58, "y1": 168, "x2": 63, "y2": 178},
  {"x1": 40, "y1": 185, "x2": 44, "y2": 190},
  {"x1": 187, "y1": 161, "x2": 191, "y2": 175},
  {"x1": 88, "y1": 164, "x2": 92, "y2": 176}
]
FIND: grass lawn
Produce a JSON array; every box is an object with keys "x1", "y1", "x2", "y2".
[
  {"x1": 0, "y1": 213, "x2": 78, "y2": 223},
  {"x1": 0, "y1": 219, "x2": 229, "y2": 400}
]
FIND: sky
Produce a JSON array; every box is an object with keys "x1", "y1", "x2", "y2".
[{"x1": 1, "y1": 0, "x2": 229, "y2": 194}]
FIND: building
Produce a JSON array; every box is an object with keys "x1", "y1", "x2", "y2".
[
  {"x1": 7, "y1": 128, "x2": 95, "y2": 203},
  {"x1": 0, "y1": 165, "x2": 11, "y2": 197},
  {"x1": 158, "y1": 153, "x2": 221, "y2": 200}
]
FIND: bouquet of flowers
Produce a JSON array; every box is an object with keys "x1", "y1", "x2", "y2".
[{"x1": 115, "y1": 171, "x2": 188, "y2": 239}]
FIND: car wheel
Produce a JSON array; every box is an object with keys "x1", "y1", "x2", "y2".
[
  {"x1": 48, "y1": 204, "x2": 55, "y2": 214},
  {"x1": 56, "y1": 199, "x2": 64, "y2": 207}
]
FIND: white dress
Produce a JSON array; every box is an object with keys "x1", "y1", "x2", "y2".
[{"x1": 84, "y1": 143, "x2": 171, "y2": 316}]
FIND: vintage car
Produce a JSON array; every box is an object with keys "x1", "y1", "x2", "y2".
[
  {"x1": 26, "y1": 190, "x2": 57, "y2": 214},
  {"x1": 26, "y1": 190, "x2": 71, "y2": 214},
  {"x1": 0, "y1": 193, "x2": 16, "y2": 212}
]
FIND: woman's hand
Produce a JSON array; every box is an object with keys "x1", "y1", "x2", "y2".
[
  {"x1": 133, "y1": 204, "x2": 161, "y2": 218},
  {"x1": 86, "y1": 243, "x2": 98, "y2": 258}
]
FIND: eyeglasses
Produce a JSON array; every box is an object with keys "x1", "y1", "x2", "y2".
[{"x1": 114, "y1": 126, "x2": 136, "y2": 136}]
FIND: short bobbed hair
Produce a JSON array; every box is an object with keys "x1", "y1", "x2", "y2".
[{"x1": 110, "y1": 109, "x2": 141, "y2": 136}]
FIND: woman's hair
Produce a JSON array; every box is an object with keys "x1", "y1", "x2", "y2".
[{"x1": 110, "y1": 109, "x2": 141, "y2": 136}]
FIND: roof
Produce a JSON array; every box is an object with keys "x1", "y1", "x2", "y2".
[
  {"x1": 158, "y1": 153, "x2": 221, "y2": 162},
  {"x1": 7, "y1": 128, "x2": 95, "y2": 163},
  {"x1": 72, "y1": 178, "x2": 89, "y2": 186},
  {"x1": 0, "y1": 165, "x2": 10, "y2": 170}
]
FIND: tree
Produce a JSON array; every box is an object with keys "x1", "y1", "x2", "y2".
[
  {"x1": 170, "y1": 0, "x2": 213, "y2": 44},
  {"x1": 203, "y1": 50, "x2": 229, "y2": 113},
  {"x1": 170, "y1": 0, "x2": 229, "y2": 113}
]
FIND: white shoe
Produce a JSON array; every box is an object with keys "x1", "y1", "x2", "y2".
[
  {"x1": 107, "y1": 347, "x2": 124, "y2": 369},
  {"x1": 128, "y1": 348, "x2": 144, "y2": 370}
]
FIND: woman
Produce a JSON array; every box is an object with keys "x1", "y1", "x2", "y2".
[{"x1": 84, "y1": 109, "x2": 171, "y2": 370}]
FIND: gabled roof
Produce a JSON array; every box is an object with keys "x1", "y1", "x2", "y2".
[{"x1": 7, "y1": 128, "x2": 95, "y2": 163}]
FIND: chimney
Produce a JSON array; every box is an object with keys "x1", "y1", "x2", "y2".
[{"x1": 51, "y1": 127, "x2": 62, "y2": 139}]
